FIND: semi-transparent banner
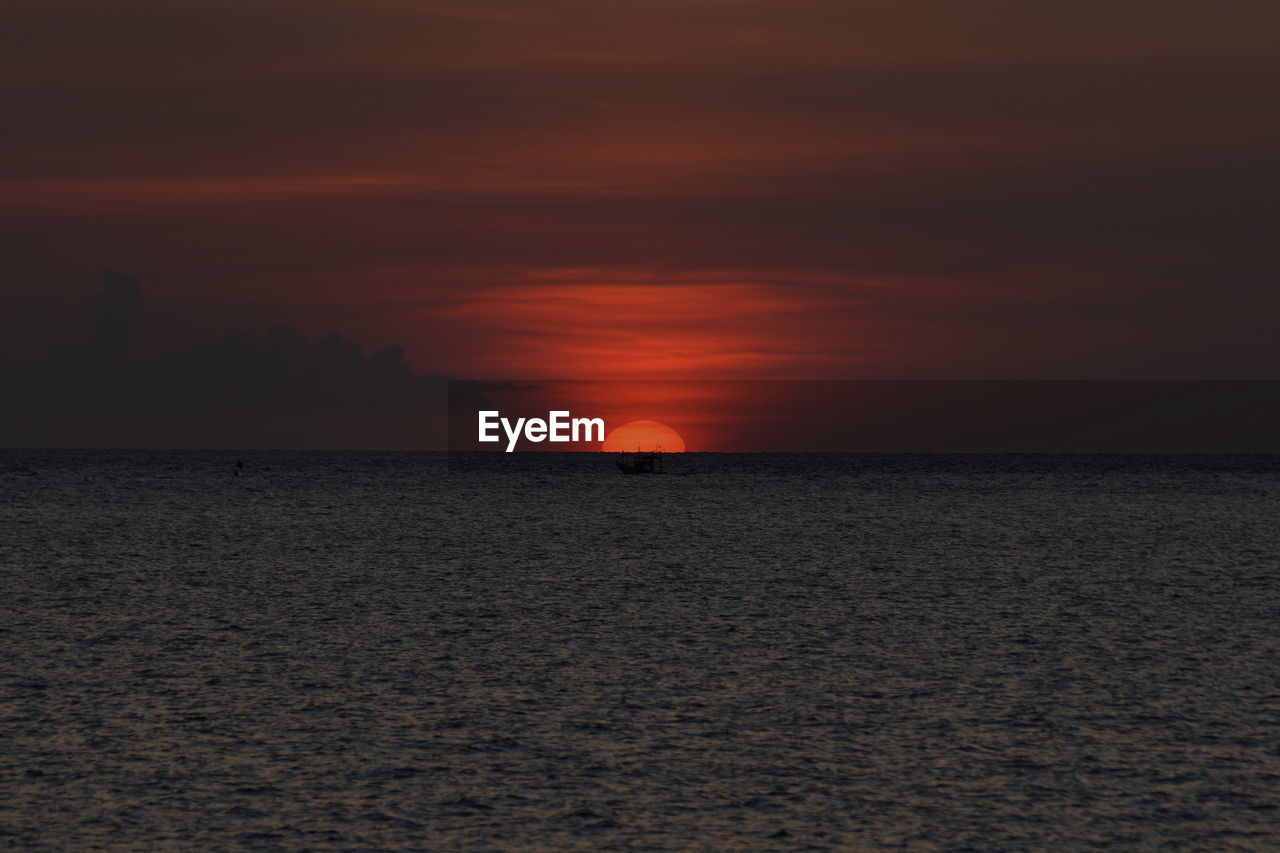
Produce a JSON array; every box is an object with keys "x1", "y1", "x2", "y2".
[{"x1": 448, "y1": 380, "x2": 1280, "y2": 453}]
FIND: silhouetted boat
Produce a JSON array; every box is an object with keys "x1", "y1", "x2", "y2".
[{"x1": 615, "y1": 450, "x2": 663, "y2": 474}]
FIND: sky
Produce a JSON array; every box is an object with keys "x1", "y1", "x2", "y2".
[{"x1": 2, "y1": 0, "x2": 1279, "y2": 447}]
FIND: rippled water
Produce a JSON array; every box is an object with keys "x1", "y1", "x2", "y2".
[{"x1": 2, "y1": 451, "x2": 1279, "y2": 850}]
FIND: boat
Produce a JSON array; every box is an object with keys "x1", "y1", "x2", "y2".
[{"x1": 615, "y1": 449, "x2": 664, "y2": 474}]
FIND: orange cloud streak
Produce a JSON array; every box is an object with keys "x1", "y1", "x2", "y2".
[{"x1": 435, "y1": 270, "x2": 871, "y2": 380}]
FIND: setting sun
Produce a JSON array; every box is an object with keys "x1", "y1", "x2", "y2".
[{"x1": 601, "y1": 419, "x2": 687, "y2": 452}]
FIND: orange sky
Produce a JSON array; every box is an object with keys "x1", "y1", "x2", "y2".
[{"x1": 2, "y1": 1, "x2": 1279, "y2": 446}]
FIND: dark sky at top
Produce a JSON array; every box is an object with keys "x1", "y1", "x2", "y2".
[{"x1": 2, "y1": 1, "x2": 1278, "y2": 446}]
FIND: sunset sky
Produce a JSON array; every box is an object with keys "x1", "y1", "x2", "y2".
[{"x1": 3, "y1": 0, "x2": 1279, "y2": 447}]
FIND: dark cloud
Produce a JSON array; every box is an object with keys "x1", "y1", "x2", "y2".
[
  {"x1": 87, "y1": 271, "x2": 139, "y2": 357},
  {"x1": 2, "y1": 274, "x2": 447, "y2": 448}
]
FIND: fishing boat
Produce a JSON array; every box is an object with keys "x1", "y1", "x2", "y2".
[{"x1": 615, "y1": 449, "x2": 664, "y2": 474}]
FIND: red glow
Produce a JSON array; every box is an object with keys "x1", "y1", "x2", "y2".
[
  {"x1": 435, "y1": 271, "x2": 875, "y2": 381},
  {"x1": 601, "y1": 419, "x2": 687, "y2": 452}
]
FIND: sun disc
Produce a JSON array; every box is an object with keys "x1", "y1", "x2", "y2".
[{"x1": 601, "y1": 419, "x2": 686, "y2": 452}]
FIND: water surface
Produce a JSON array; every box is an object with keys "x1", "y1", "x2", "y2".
[{"x1": 2, "y1": 451, "x2": 1278, "y2": 849}]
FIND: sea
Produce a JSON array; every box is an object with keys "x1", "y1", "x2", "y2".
[{"x1": 2, "y1": 450, "x2": 1278, "y2": 850}]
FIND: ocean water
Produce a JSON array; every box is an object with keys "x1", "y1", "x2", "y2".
[{"x1": 2, "y1": 450, "x2": 1278, "y2": 851}]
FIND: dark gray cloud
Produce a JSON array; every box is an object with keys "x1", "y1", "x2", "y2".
[
  {"x1": 87, "y1": 271, "x2": 139, "y2": 357},
  {"x1": 2, "y1": 274, "x2": 447, "y2": 448}
]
